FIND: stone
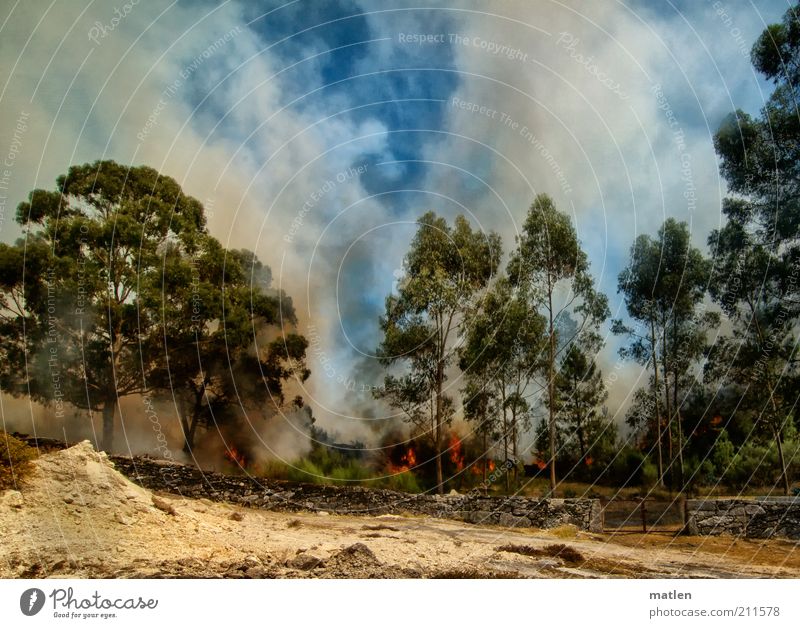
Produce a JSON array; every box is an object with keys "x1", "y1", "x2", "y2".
[
  {"x1": 288, "y1": 554, "x2": 323, "y2": 570},
  {"x1": 2, "y1": 491, "x2": 24, "y2": 509},
  {"x1": 151, "y1": 495, "x2": 177, "y2": 516}
]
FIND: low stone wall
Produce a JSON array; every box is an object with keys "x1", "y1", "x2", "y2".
[
  {"x1": 686, "y1": 498, "x2": 800, "y2": 540},
  {"x1": 110, "y1": 455, "x2": 602, "y2": 532}
]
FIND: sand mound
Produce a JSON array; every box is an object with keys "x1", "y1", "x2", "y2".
[
  {"x1": 0, "y1": 441, "x2": 251, "y2": 577},
  {"x1": 2, "y1": 441, "x2": 798, "y2": 579}
]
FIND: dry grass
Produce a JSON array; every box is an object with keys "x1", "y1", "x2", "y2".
[
  {"x1": 497, "y1": 543, "x2": 585, "y2": 565},
  {"x1": 603, "y1": 531, "x2": 800, "y2": 571},
  {"x1": 430, "y1": 568, "x2": 521, "y2": 579},
  {"x1": 0, "y1": 431, "x2": 37, "y2": 490}
]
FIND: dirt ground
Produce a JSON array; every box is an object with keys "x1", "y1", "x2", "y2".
[{"x1": 1, "y1": 442, "x2": 798, "y2": 579}]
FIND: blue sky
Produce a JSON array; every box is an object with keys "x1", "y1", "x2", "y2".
[{"x1": 0, "y1": 0, "x2": 793, "y2": 452}]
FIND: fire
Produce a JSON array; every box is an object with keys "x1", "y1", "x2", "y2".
[
  {"x1": 471, "y1": 458, "x2": 496, "y2": 475},
  {"x1": 584, "y1": 456, "x2": 594, "y2": 466},
  {"x1": 225, "y1": 446, "x2": 247, "y2": 468},
  {"x1": 389, "y1": 445, "x2": 417, "y2": 473},
  {"x1": 448, "y1": 434, "x2": 464, "y2": 471},
  {"x1": 535, "y1": 459, "x2": 547, "y2": 470},
  {"x1": 401, "y1": 446, "x2": 416, "y2": 467}
]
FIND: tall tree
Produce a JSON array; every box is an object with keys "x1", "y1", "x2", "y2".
[
  {"x1": 376, "y1": 212, "x2": 501, "y2": 493},
  {"x1": 150, "y1": 241, "x2": 309, "y2": 454},
  {"x1": 2, "y1": 161, "x2": 205, "y2": 451},
  {"x1": 459, "y1": 276, "x2": 546, "y2": 489},
  {"x1": 615, "y1": 219, "x2": 712, "y2": 490},
  {"x1": 555, "y1": 343, "x2": 609, "y2": 466},
  {"x1": 710, "y1": 3, "x2": 800, "y2": 493},
  {"x1": 508, "y1": 194, "x2": 608, "y2": 495}
]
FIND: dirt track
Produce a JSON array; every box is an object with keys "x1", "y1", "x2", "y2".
[{"x1": 2, "y1": 442, "x2": 798, "y2": 578}]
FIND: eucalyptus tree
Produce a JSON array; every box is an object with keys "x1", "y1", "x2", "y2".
[
  {"x1": 1, "y1": 161, "x2": 205, "y2": 451},
  {"x1": 615, "y1": 219, "x2": 711, "y2": 489},
  {"x1": 508, "y1": 194, "x2": 608, "y2": 494},
  {"x1": 555, "y1": 343, "x2": 609, "y2": 466},
  {"x1": 707, "y1": 209, "x2": 796, "y2": 494},
  {"x1": 376, "y1": 212, "x2": 501, "y2": 492},
  {"x1": 150, "y1": 242, "x2": 310, "y2": 454},
  {"x1": 459, "y1": 276, "x2": 546, "y2": 489},
  {"x1": 708, "y1": 3, "x2": 800, "y2": 493}
]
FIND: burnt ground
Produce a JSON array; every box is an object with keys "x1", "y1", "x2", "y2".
[{"x1": 2, "y1": 442, "x2": 799, "y2": 578}]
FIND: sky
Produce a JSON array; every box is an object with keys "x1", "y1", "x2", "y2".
[{"x1": 0, "y1": 0, "x2": 792, "y2": 456}]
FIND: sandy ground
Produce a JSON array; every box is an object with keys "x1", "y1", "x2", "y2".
[{"x1": 1, "y1": 442, "x2": 799, "y2": 579}]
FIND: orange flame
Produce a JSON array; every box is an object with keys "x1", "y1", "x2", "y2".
[
  {"x1": 225, "y1": 446, "x2": 247, "y2": 468},
  {"x1": 401, "y1": 446, "x2": 416, "y2": 468},
  {"x1": 389, "y1": 446, "x2": 416, "y2": 473},
  {"x1": 448, "y1": 434, "x2": 464, "y2": 471},
  {"x1": 584, "y1": 456, "x2": 594, "y2": 466},
  {"x1": 535, "y1": 459, "x2": 547, "y2": 470}
]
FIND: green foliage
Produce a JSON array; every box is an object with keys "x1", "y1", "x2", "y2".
[
  {"x1": 504, "y1": 195, "x2": 608, "y2": 492},
  {"x1": 708, "y1": 3, "x2": 800, "y2": 493},
  {"x1": 376, "y1": 211, "x2": 501, "y2": 492},
  {"x1": 0, "y1": 160, "x2": 309, "y2": 455},
  {"x1": 0, "y1": 432, "x2": 37, "y2": 490}
]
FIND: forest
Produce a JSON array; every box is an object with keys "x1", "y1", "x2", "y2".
[{"x1": 2, "y1": 4, "x2": 800, "y2": 500}]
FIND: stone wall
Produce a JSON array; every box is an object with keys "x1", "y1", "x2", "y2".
[
  {"x1": 110, "y1": 455, "x2": 602, "y2": 532},
  {"x1": 686, "y1": 498, "x2": 800, "y2": 540}
]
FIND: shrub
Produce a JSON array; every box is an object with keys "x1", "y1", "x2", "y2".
[
  {"x1": 0, "y1": 431, "x2": 37, "y2": 490},
  {"x1": 376, "y1": 470, "x2": 421, "y2": 493}
]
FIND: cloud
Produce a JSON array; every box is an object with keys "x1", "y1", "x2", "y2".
[{"x1": 0, "y1": 0, "x2": 789, "y2": 457}]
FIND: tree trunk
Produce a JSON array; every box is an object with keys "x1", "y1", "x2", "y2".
[
  {"x1": 482, "y1": 429, "x2": 488, "y2": 488},
  {"x1": 511, "y1": 409, "x2": 519, "y2": 489},
  {"x1": 548, "y1": 286, "x2": 557, "y2": 496},
  {"x1": 501, "y1": 387, "x2": 509, "y2": 493},
  {"x1": 673, "y1": 370, "x2": 685, "y2": 491},
  {"x1": 775, "y1": 427, "x2": 790, "y2": 496},
  {"x1": 661, "y1": 327, "x2": 673, "y2": 491},
  {"x1": 650, "y1": 319, "x2": 665, "y2": 488},
  {"x1": 101, "y1": 395, "x2": 117, "y2": 452},
  {"x1": 434, "y1": 359, "x2": 444, "y2": 494},
  {"x1": 181, "y1": 388, "x2": 205, "y2": 454}
]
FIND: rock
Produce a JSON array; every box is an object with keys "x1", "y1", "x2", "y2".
[
  {"x1": 316, "y1": 511, "x2": 330, "y2": 517},
  {"x1": 114, "y1": 512, "x2": 134, "y2": 526},
  {"x1": 2, "y1": 490, "x2": 24, "y2": 509},
  {"x1": 533, "y1": 558, "x2": 563, "y2": 569},
  {"x1": 151, "y1": 496, "x2": 177, "y2": 516},
  {"x1": 288, "y1": 554, "x2": 323, "y2": 570},
  {"x1": 230, "y1": 511, "x2": 244, "y2": 521}
]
